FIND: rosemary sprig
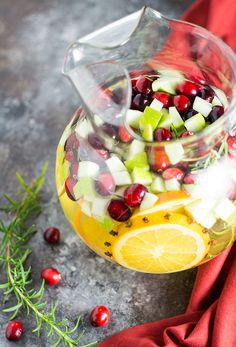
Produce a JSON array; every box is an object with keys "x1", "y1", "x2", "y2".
[{"x1": 0, "y1": 164, "x2": 96, "y2": 347}]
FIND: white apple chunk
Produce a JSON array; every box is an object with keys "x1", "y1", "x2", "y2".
[
  {"x1": 214, "y1": 198, "x2": 236, "y2": 221},
  {"x1": 192, "y1": 96, "x2": 212, "y2": 117},
  {"x1": 165, "y1": 143, "x2": 184, "y2": 164},
  {"x1": 92, "y1": 197, "x2": 110, "y2": 218},
  {"x1": 106, "y1": 156, "x2": 126, "y2": 173},
  {"x1": 151, "y1": 176, "x2": 166, "y2": 193},
  {"x1": 165, "y1": 178, "x2": 181, "y2": 191},
  {"x1": 140, "y1": 192, "x2": 158, "y2": 210},
  {"x1": 168, "y1": 106, "x2": 184, "y2": 128},
  {"x1": 78, "y1": 161, "x2": 99, "y2": 178},
  {"x1": 111, "y1": 171, "x2": 132, "y2": 186},
  {"x1": 126, "y1": 109, "x2": 143, "y2": 129},
  {"x1": 149, "y1": 98, "x2": 163, "y2": 112}
]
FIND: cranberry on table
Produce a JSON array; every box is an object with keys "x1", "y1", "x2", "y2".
[
  {"x1": 151, "y1": 92, "x2": 172, "y2": 108},
  {"x1": 124, "y1": 184, "x2": 148, "y2": 207},
  {"x1": 89, "y1": 305, "x2": 111, "y2": 327},
  {"x1": 44, "y1": 227, "x2": 60, "y2": 244},
  {"x1": 5, "y1": 321, "x2": 24, "y2": 341},
  {"x1": 65, "y1": 176, "x2": 77, "y2": 201},
  {"x1": 95, "y1": 173, "x2": 115, "y2": 196},
  {"x1": 132, "y1": 93, "x2": 150, "y2": 111},
  {"x1": 41, "y1": 268, "x2": 61, "y2": 286},
  {"x1": 173, "y1": 95, "x2": 190, "y2": 113},
  {"x1": 176, "y1": 81, "x2": 201, "y2": 97},
  {"x1": 107, "y1": 199, "x2": 131, "y2": 221},
  {"x1": 118, "y1": 125, "x2": 133, "y2": 143},
  {"x1": 154, "y1": 128, "x2": 172, "y2": 141},
  {"x1": 207, "y1": 105, "x2": 224, "y2": 123},
  {"x1": 163, "y1": 168, "x2": 185, "y2": 182},
  {"x1": 135, "y1": 77, "x2": 152, "y2": 95}
]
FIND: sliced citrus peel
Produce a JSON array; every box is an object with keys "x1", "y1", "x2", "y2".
[{"x1": 112, "y1": 211, "x2": 210, "y2": 273}]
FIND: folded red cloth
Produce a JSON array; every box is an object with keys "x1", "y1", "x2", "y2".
[{"x1": 98, "y1": 1, "x2": 236, "y2": 346}]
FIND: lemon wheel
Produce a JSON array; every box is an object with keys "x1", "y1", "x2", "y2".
[{"x1": 113, "y1": 211, "x2": 210, "y2": 273}]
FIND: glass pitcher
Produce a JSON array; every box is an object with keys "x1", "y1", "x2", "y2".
[{"x1": 56, "y1": 7, "x2": 236, "y2": 273}]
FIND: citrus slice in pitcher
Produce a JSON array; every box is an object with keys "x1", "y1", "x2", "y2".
[{"x1": 113, "y1": 211, "x2": 210, "y2": 273}]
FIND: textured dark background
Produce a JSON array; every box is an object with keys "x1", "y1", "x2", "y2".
[{"x1": 0, "y1": 0, "x2": 196, "y2": 346}]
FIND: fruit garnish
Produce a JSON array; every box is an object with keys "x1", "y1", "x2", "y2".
[
  {"x1": 207, "y1": 105, "x2": 224, "y2": 122},
  {"x1": 89, "y1": 306, "x2": 111, "y2": 327},
  {"x1": 118, "y1": 125, "x2": 133, "y2": 143},
  {"x1": 149, "y1": 148, "x2": 170, "y2": 172},
  {"x1": 176, "y1": 81, "x2": 201, "y2": 97},
  {"x1": 154, "y1": 128, "x2": 172, "y2": 141},
  {"x1": 163, "y1": 167, "x2": 185, "y2": 181},
  {"x1": 152, "y1": 91, "x2": 172, "y2": 108},
  {"x1": 95, "y1": 172, "x2": 115, "y2": 196},
  {"x1": 107, "y1": 199, "x2": 131, "y2": 221},
  {"x1": 44, "y1": 227, "x2": 60, "y2": 244},
  {"x1": 173, "y1": 95, "x2": 191, "y2": 113},
  {"x1": 124, "y1": 184, "x2": 148, "y2": 207},
  {"x1": 139, "y1": 106, "x2": 162, "y2": 131},
  {"x1": 135, "y1": 76, "x2": 152, "y2": 94},
  {"x1": 5, "y1": 321, "x2": 24, "y2": 341},
  {"x1": 124, "y1": 152, "x2": 149, "y2": 172},
  {"x1": 132, "y1": 93, "x2": 150, "y2": 111},
  {"x1": 197, "y1": 85, "x2": 215, "y2": 102},
  {"x1": 41, "y1": 268, "x2": 62, "y2": 286},
  {"x1": 184, "y1": 113, "x2": 206, "y2": 132},
  {"x1": 112, "y1": 211, "x2": 210, "y2": 273},
  {"x1": 65, "y1": 176, "x2": 77, "y2": 201}
]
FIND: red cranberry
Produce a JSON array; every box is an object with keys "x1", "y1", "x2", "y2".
[
  {"x1": 124, "y1": 184, "x2": 148, "y2": 207},
  {"x1": 65, "y1": 177, "x2": 77, "y2": 201},
  {"x1": 135, "y1": 77, "x2": 152, "y2": 95},
  {"x1": 88, "y1": 133, "x2": 105, "y2": 149},
  {"x1": 64, "y1": 150, "x2": 77, "y2": 163},
  {"x1": 118, "y1": 125, "x2": 133, "y2": 143},
  {"x1": 183, "y1": 173, "x2": 198, "y2": 184},
  {"x1": 5, "y1": 321, "x2": 24, "y2": 341},
  {"x1": 151, "y1": 92, "x2": 172, "y2": 108},
  {"x1": 101, "y1": 123, "x2": 118, "y2": 139},
  {"x1": 181, "y1": 131, "x2": 194, "y2": 138},
  {"x1": 132, "y1": 93, "x2": 150, "y2": 111},
  {"x1": 64, "y1": 133, "x2": 79, "y2": 152},
  {"x1": 107, "y1": 199, "x2": 131, "y2": 221},
  {"x1": 228, "y1": 136, "x2": 236, "y2": 152},
  {"x1": 154, "y1": 128, "x2": 172, "y2": 141},
  {"x1": 230, "y1": 184, "x2": 236, "y2": 200},
  {"x1": 176, "y1": 81, "x2": 201, "y2": 97},
  {"x1": 44, "y1": 227, "x2": 60, "y2": 244},
  {"x1": 197, "y1": 85, "x2": 215, "y2": 102},
  {"x1": 163, "y1": 168, "x2": 185, "y2": 182},
  {"x1": 149, "y1": 149, "x2": 170, "y2": 173},
  {"x1": 41, "y1": 268, "x2": 61, "y2": 286},
  {"x1": 95, "y1": 173, "x2": 115, "y2": 196},
  {"x1": 207, "y1": 105, "x2": 224, "y2": 123},
  {"x1": 89, "y1": 306, "x2": 110, "y2": 327},
  {"x1": 173, "y1": 95, "x2": 190, "y2": 113},
  {"x1": 70, "y1": 162, "x2": 79, "y2": 178}
]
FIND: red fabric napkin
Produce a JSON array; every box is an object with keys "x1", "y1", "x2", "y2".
[{"x1": 98, "y1": 1, "x2": 236, "y2": 346}]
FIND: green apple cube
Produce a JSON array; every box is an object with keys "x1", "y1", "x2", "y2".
[
  {"x1": 158, "y1": 109, "x2": 173, "y2": 129},
  {"x1": 151, "y1": 176, "x2": 166, "y2": 193},
  {"x1": 139, "y1": 107, "x2": 162, "y2": 131},
  {"x1": 126, "y1": 140, "x2": 146, "y2": 159},
  {"x1": 168, "y1": 107, "x2": 184, "y2": 129},
  {"x1": 149, "y1": 98, "x2": 163, "y2": 111},
  {"x1": 193, "y1": 96, "x2": 212, "y2": 117},
  {"x1": 140, "y1": 192, "x2": 158, "y2": 210},
  {"x1": 152, "y1": 77, "x2": 178, "y2": 95},
  {"x1": 131, "y1": 167, "x2": 153, "y2": 185},
  {"x1": 81, "y1": 200, "x2": 92, "y2": 217},
  {"x1": 184, "y1": 113, "x2": 206, "y2": 132},
  {"x1": 165, "y1": 178, "x2": 180, "y2": 191},
  {"x1": 182, "y1": 184, "x2": 204, "y2": 199},
  {"x1": 112, "y1": 171, "x2": 132, "y2": 186},
  {"x1": 126, "y1": 109, "x2": 143, "y2": 129},
  {"x1": 212, "y1": 87, "x2": 228, "y2": 108},
  {"x1": 106, "y1": 156, "x2": 126, "y2": 173},
  {"x1": 184, "y1": 198, "x2": 218, "y2": 228},
  {"x1": 212, "y1": 96, "x2": 222, "y2": 107},
  {"x1": 78, "y1": 161, "x2": 99, "y2": 178},
  {"x1": 92, "y1": 197, "x2": 110, "y2": 217},
  {"x1": 73, "y1": 177, "x2": 96, "y2": 201},
  {"x1": 75, "y1": 118, "x2": 93, "y2": 138},
  {"x1": 165, "y1": 143, "x2": 184, "y2": 164},
  {"x1": 125, "y1": 152, "x2": 149, "y2": 172},
  {"x1": 142, "y1": 124, "x2": 153, "y2": 141},
  {"x1": 214, "y1": 198, "x2": 236, "y2": 221}
]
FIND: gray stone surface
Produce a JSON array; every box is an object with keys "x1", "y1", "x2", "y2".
[{"x1": 0, "y1": 0, "x2": 195, "y2": 346}]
